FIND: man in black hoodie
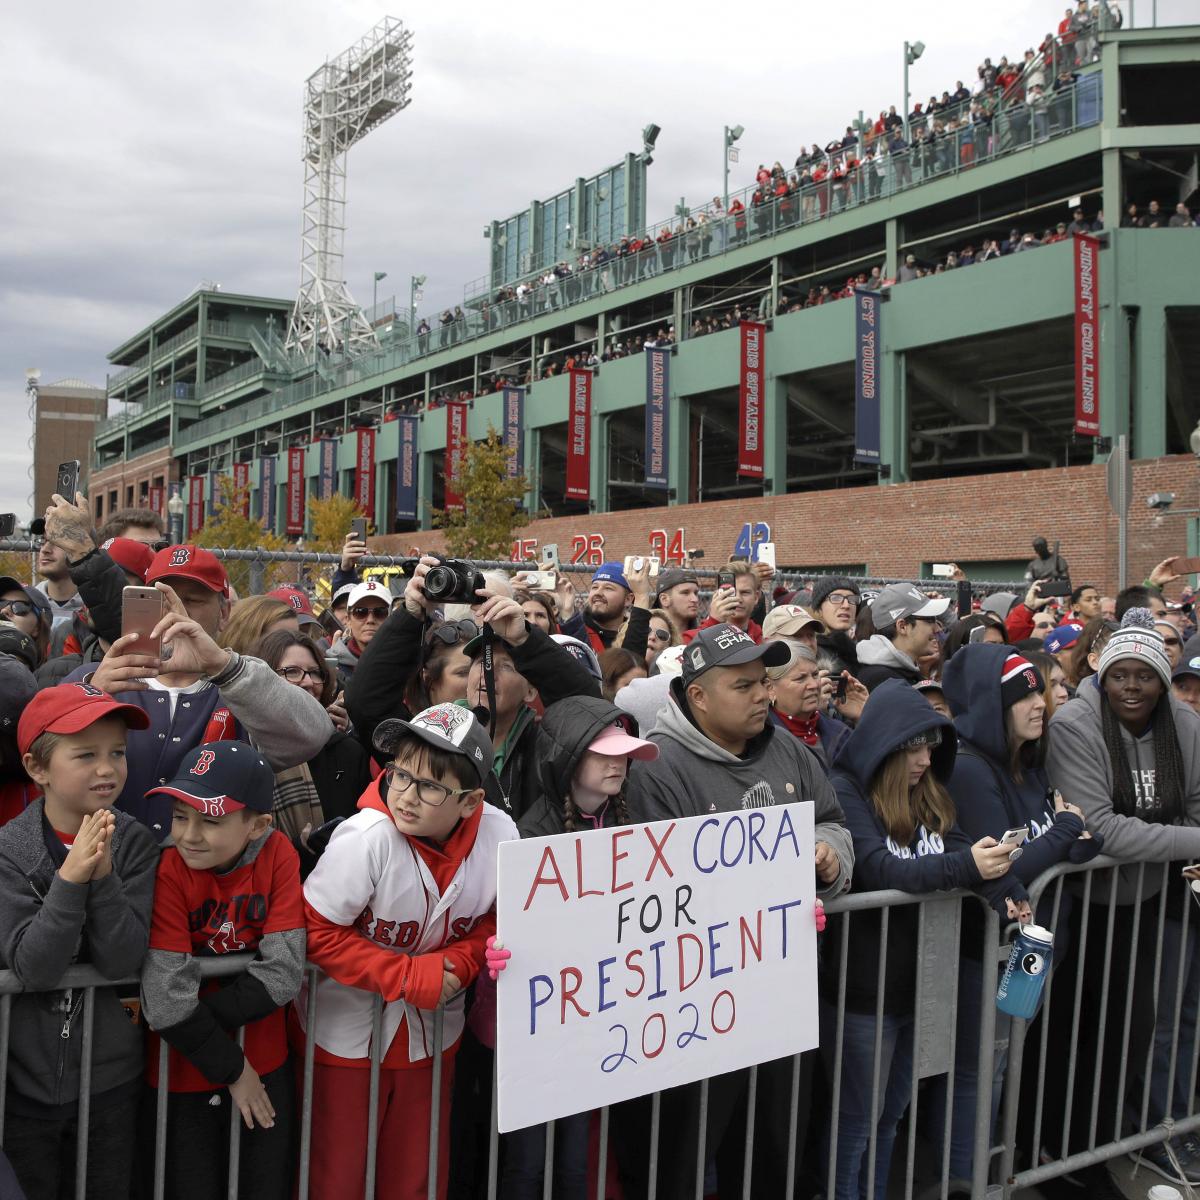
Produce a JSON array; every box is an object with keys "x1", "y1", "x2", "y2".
[{"x1": 626, "y1": 623, "x2": 853, "y2": 1200}]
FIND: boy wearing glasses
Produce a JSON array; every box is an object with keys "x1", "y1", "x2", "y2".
[{"x1": 300, "y1": 703, "x2": 518, "y2": 1200}]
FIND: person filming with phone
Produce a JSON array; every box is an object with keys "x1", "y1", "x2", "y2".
[
  {"x1": 62, "y1": 544, "x2": 333, "y2": 840},
  {"x1": 683, "y1": 560, "x2": 763, "y2": 643}
]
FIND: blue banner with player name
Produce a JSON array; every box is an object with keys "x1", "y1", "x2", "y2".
[
  {"x1": 854, "y1": 288, "x2": 881, "y2": 466},
  {"x1": 645, "y1": 348, "x2": 670, "y2": 489},
  {"x1": 396, "y1": 416, "x2": 419, "y2": 523}
]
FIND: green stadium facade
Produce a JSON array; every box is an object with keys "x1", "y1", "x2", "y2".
[{"x1": 90, "y1": 21, "x2": 1200, "y2": 583}]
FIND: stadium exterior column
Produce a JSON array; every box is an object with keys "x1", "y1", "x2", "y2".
[
  {"x1": 668, "y1": 391, "x2": 689, "y2": 504},
  {"x1": 591, "y1": 410, "x2": 608, "y2": 513},
  {"x1": 196, "y1": 294, "x2": 207, "y2": 388},
  {"x1": 885, "y1": 218, "x2": 900, "y2": 281},
  {"x1": 418, "y1": 446, "x2": 434, "y2": 529},
  {"x1": 880, "y1": 349, "x2": 910, "y2": 484},
  {"x1": 1096, "y1": 217, "x2": 1130, "y2": 459},
  {"x1": 764, "y1": 376, "x2": 787, "y2": 496},
  {"x1": 1133, "y1": 303, "x2": 1168, "y2": 458},
  {"x1": 523, "y1": 422, "x2": 536, "y2": 512}
]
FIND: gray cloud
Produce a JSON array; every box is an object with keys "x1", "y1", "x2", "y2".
[{"x1": 2, "y1": 0, "x2": 1060, "y2": 517}]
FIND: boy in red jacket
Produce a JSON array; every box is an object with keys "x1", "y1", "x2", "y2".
[
  {"x1": 140, "y1": 741, "x2": 304, "y2": 1200},
  {"x1": 299, "y1": 704, "x2": 519, "y2": 1200}
]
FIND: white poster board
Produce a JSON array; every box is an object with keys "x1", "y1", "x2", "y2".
[{"x1": 495, "y1": 804, "x2": 818, "y2": 1133}]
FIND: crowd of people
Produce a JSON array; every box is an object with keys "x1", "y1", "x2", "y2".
[{"x1": 3, "y1": 494, "x2": 1200, "y2": 1200}]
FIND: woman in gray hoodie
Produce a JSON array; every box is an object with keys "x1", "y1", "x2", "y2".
[{"x1": 1045, "y1": 610, "x2": 1200, "y2": 1187}]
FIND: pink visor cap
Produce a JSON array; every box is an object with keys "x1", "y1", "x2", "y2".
[{"x1": 587, "y1": 722, "x2": 659, "y2": 761}]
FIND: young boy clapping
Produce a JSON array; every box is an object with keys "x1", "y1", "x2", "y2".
[{"x1": 0, "y1": 683, "x2": 159, "y2": 1200}]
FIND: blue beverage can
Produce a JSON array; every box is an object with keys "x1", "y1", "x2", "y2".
[{"x1": 996, "y1": 923, "x2": 1054, "y2": 1019}]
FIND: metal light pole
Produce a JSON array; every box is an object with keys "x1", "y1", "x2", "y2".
[
  {"x1": 372, "y1": 271, "x2": 387, "y2": 322},
  {"x1": 723, "y1": 124, "x2": 744, "y2": 213},
  {"x1": 904, "y1": 40, "x2": 926, "y2": 141},
  {"x1": 410, "y1": 274, "x2": 426, "y2": 336},
  {"x1": 167, "y1": 483, "x2": 185, "y2": 545}
]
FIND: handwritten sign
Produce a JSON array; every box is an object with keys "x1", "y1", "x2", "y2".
[{"x1": 495, "y1": 805, "x2": 817, "y2": 1132}]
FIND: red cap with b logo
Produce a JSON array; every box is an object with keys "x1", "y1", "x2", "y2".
[
  {"x1": 17, "y1": 683, "x2": 150, "y2": 757},
  {"x1": 146, "y1": 544, "x2": 230, "y2": 598}
]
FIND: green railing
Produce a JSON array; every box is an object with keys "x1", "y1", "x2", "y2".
[{"x1": 175, "y1": 73, "x2": 1101, "y2": 452}]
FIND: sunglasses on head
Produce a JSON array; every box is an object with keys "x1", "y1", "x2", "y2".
[{"x1": 424, "y1": 618, "x2": 479, "y2": 646}]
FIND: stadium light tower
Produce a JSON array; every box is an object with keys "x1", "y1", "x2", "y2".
[
  {"x1": 286, "y1": 18, "x2": 414, "y2": 360},
  {"x1": 903, "y1": 40, "x2": 925, "y2": 141}
]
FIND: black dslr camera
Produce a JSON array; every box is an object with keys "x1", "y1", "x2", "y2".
[{"x1": 403, "y1": 557, "x2": 485, "y2": 604}]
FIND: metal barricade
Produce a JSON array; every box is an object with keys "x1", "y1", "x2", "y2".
[
  {"x1": 998, "y1": 856, "x2": 1200, "y2": 1197},
  {"x1": 4, "y1": 862, "x2": 1197, "y2": 1198}
]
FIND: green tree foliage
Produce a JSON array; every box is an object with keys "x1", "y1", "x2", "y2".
[
  {"x1": 194, "y1": 475, "x2": 291, "y2": 596},
  {"x1": 433, "y1": 425, "x2": 529, "y2": 560},
  {"x1": 308, "y1": 493, "x2": 364, "y2": 555}
]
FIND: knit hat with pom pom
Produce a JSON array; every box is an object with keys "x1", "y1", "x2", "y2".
[{"x1": 1096, "y1": 607, "x2": 1172, "y2": 690}]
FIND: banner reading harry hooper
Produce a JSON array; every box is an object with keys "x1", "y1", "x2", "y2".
[{"x1": 645, "y1": 348, "x2": 669, "y2": 489}]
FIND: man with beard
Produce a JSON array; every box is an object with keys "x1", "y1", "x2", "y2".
[
  {"x1": 654, "y1": 567, "x2": 701, "y2": 639},
  {"x1": 581, "y1": 561, "x2": 653, "y2": 658}
]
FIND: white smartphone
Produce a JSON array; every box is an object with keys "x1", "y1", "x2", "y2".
[
  {"x1": 1182, "y1": 863, "x2": 1200, "y2": 894},
  {"x1": 756, "y1": 542, "x2": 777, "y2": 570},
  {"x1": 1001, "y1": 826, "x2": 1029, "y2": 861},
  {"x1": 931, "y1": 563, "x2": 955, "y2": 579},
  {"x1": 542, "y1": 543, "x2": 559, "y2": 573},
  {"x1": 624, "y1": 555, "x2": 660, "y2": 578}
]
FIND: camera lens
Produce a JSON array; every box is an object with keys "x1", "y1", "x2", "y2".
[{"x1": 424, "y1": 565, "x2": 453, "y2": 601}]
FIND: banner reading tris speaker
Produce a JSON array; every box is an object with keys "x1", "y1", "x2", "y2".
[{"x1": 495, "y1": 804, "x2": 818, "y2": 1133}]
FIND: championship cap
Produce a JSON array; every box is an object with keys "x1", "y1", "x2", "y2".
[
  {"x1": 373, "y1": 703, "x2": 494, "y2": 785},
  {"x1": 681, "y1": 623, "x2": 789, "y2": 686},
  {"x1": 146, "y1": 741, "x2": 275, "y2": 816}
]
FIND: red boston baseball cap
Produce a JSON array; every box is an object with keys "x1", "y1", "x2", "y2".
[
  {"x1": 18, "y1": 682, "x2": 150, "y2": 757},
  {"x1": 101, "y1": 537, "x2": 155, "y2": 583},
  {"x1": 267, "y1": 585, "x2": 316, "y2": 619},
  {"x1": 146, "y1": 544, "x2": 229, "y2": 598}
]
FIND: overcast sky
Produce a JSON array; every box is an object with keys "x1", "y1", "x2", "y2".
[{"x1": 2, "y1": 0, "x2": 1184, "y2": 519}]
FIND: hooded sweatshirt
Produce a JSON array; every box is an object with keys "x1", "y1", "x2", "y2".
[
  {"x1": 854, "y1": 635, "x2": 921, "y2": 690},
  {"x1": 0, "y1": 800, "x2": 159, "y2": 1112},
  {"x1": 828, "y1": 680, "x2": 1019, "y2": 1012},
  {"x1": 942, "y1": 643, "x2": 1100, "y2": 888},
  {"x1": 1047, "y1": 677, "x2": 1200, "y2": 904},
  {"x1": 519, "y1": 696, "x2": 641, "y2": 840},
  {"x1": 626, "y1": 679, "x2": 854, "y2": 898}
]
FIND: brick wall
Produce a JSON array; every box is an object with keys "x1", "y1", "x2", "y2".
[
  {"x1": 373, "y1": 455, "x2": 1200, "y2": 596},
  {"x1": 90, "y1": 446, "x2": 179, "y2": 522}
]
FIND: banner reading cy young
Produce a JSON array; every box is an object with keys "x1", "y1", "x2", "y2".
[
  {"x1": 853, "y1": 288, "x2": 882, "y2": 465},
  {"x1": 495, "y1": 804, "x2": 818, "y2": 1133}
]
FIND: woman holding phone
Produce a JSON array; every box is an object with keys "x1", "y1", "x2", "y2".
[{"x1": 933, "y1": 642, "x2": 1102, "y2": 1185}]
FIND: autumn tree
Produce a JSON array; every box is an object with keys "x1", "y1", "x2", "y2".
[
  {"x1": 307, "y1": 494, "x2": 364, "y2": 555},
  {"x1": 432, "y1": 425, "x2": 529, "y2": 560},
  {"x1": 194, "y1": 475, "x2": 291, "y2": 596}
]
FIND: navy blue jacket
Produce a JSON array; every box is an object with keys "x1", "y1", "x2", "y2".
[
  {"x1": 941, "y1": 644, "x2": 1102, "y2": 884},
  {"x1": 828, "y1": 680, "x2": 1018, "y2": 1012}
]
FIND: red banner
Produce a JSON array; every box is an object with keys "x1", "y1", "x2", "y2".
[
  {"x1": 445, "y1": 401, "x2": 469, "y2": 512},
  {"x1": 187, "y1": 476, "x2": 204, "y2": 536},
  {"x1": 566, "y1": 369, "x2": 592, "y2": 501},
  {"x1": 738, "y1": 321, "x2": 765, "y2": 478},
  {"x1": 148, "y1": 485, "x2": 164, "y2": 517},
  {"x1": 232, "y1": 462, "x2": 250, "y2": 519},
  {"x1": 355, "y1": 428, "x2": 376, "y2": 519},
  {"x1": 1074, "y1": 233, "x2": 1100, "y2": 437},
  {"x1": 286, "y1": 447, "x2": 306, "y2": 535}
]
